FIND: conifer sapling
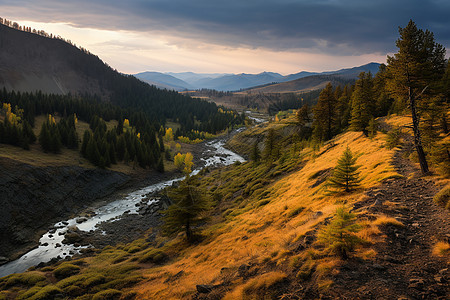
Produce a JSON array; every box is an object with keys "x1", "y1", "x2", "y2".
[{"x1": 327, "y1": 146, "x2": 361, "y2": 193}]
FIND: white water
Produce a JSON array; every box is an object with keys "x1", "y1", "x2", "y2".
[{"x1": 0, "y1": 138, "x2": 245, "y2": 277}]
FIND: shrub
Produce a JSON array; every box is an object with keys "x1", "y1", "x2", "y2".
[{"x1": 53, "y1": 263, "x2": 81, "y2": 279}]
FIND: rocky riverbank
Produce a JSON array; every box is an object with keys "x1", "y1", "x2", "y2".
[{"x1": 0, "y1": 157, "x2": 130, "y2": 264}]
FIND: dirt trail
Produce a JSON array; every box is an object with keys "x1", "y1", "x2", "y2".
[{"x1": 328, "y1": 132, "x2": 450, "y2": 299}]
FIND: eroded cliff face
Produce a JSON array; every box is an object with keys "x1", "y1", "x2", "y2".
[{"x1": 0, "y1": 157, "x2": 129, "y2": 262}]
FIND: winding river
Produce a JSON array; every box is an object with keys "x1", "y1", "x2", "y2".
[{"x1": 0, "y1": 136, "x2": 245, "y2": 277}]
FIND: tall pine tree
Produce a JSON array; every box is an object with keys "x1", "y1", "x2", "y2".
[{"x1": 386, "y1": 20, "x2": 446, "y2": 173}]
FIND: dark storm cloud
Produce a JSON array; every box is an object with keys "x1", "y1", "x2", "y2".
[{"x1": 3, "y1": 0, "x2": 450, "y2": 55}]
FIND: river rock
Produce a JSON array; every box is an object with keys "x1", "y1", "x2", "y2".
[
  {"x1": 62, "y1": 232, "x2": 83, "y2": 244},
  {"x1": 0, "y1": 256, "x2": 8, "y2": 265},
  {"x1": 76, "y1": 217, "x2": 88, "y2": 224}
]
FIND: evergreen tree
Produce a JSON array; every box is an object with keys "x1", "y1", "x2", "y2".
[
  {"x1": 81, "y1": 130, "x2": 91, "y2": 156},
  {"x1": 263, "y1": 128, "x2": 277, "y2": 160},
  {"x1": 162, "y1": 176, "x2": 211, "y2": 242},
  {"x1": 318, "y1": 207, "x2": 363, "y2": 259},
  {"x1": 39, "y1": 122, "x2": 51, "y2": 152},
  {"x1": 313, "y1": 83, "x2": 338, "y2": 141},
  {"x1": 350, "y1": 72, "x2": 374, "y2": 134},
  {"x1": 327, "y1": 147, "x2": 361, "y2": 193},
  {"x1": 250, "y1": 141, "x2": 260, "y2": 163},
  {"x1": 386, "y1": 20, "x2": 446, "y2": 174}
]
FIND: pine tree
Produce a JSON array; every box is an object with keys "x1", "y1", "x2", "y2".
[
  {"x1": 318, "y1": 207, "x2": 363, "y2": 259},
  {"x1": 350, "y1": 72, "x2": 374, "y2": 134},
  {"x1": 39, "y1": 122, "x2": 51, "y2": 152},
  {"x1": 162, "y1": 176, "x2": 211, "y2": 242},
  {"x1": 386, "y1": 20, "x2": 446, "y2": 174},
  {"x1": 327, "y1": 147, "x2": 361, "y2": 193},
  {"x1": 250, "y1": 141, "x2": 260, "y2": 163},
  {"x1": 313, "y1": 83, "x2": 338, "y2": 141},
  {"x1": 263, "y1": 128, "x2": 277, "y2": 160}
]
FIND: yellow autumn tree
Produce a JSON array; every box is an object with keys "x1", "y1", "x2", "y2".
[
  {"x1": 173, "y1": 152, "x2": 194, "y2": 174},
  {"x1": 174, "y1": 153, "x2": 185, "y2": 171},
  {"x1": 164, "y1": 128, "x2": 174, "y2": 141},
  {"x1": 184, "y1": 152, "x2": 194, "y2": 174}
]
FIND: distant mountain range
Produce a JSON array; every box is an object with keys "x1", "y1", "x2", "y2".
[{"x1": 134, "y1": 62, "x2": 381, "y2": 92}]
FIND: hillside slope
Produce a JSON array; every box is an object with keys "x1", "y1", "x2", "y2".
[{"x1": 0, "y1": 24, "x2": 107, "y2": 96}]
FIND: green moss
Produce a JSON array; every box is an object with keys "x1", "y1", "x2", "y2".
[
  {"x1": 1, "y1": 272, "x2": 47, "y2": 288},
  {"x1": 82, "y1": 274, "x2": 106, "y2": 288},
  {"x1": 18, "y1": 285, "x2": 62, "y2": 300},
  {"x1": 53, "y1": 263, "x2": 81, "y2": 279},
  {"x1": 56, "y1": 274, "x2": 87, "y2": 288},
  {"x1": 65, "y1": 285, "x2": 84, "y2": 297},
  {"x1": 138, "y1": 248, "x2": 167, "y2": 264},
  {"x1": 103, "y1": 264, "x2": 140, "y2": 277},
  {"x1": 92, "y1": 289, "x2": 122, "y2": 300},
  {"x1": 100, "y1": 275, "x2": 143, "y2": 290}
]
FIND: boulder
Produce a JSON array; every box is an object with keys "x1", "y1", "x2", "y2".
[{"x1": 62, "y1": 232, "x2": 83, "y2": 244}]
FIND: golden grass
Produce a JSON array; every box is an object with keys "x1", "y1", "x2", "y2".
[
  {"x1": 432, "y1": 241, "x2": 450, "y2": 260},
  {"x1": 133, "y1": 130, "x2": 399, "y2": 298},
  {"x1": 373, "y1": 216, "x2": 404, "y2": 227},
  {"x1": 223, "y1": 271, "x2": 287, "y2": 300}
]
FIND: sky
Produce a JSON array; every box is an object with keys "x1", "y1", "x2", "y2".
[{"x1": 1, "y1": 0, "x2": 449, "y2": 75}]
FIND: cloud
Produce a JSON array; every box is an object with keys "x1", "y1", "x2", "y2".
[{"x1": 2, "y1": 0, "x2": 449, "y2": 57}]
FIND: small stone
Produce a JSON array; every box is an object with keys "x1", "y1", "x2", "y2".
[
  {"x1": 411, "y1": 223, "x2": 420, "y2": 227},
  {"x1": 76, "y1": 217, "x2": 88, "y2": 224}
]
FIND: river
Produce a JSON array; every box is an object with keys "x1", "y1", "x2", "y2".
[{"x1": 0, "y1": 136, "x2": 245, "y2": 277}]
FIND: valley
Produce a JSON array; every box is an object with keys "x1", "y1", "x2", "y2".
[{"x1": 0, "y1": 13, "x2": 449, "y2": 300}]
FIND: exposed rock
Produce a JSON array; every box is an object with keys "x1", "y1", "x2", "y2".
[
  {"x1": 0, "y1": 156, "x2": 129, "y2": 261},
  {"x1": 76, "y1": 217, "x2": 88, "y2": 224},
  {"x1": 62, "y1": 232, "x2": 83, "y2": 244}
]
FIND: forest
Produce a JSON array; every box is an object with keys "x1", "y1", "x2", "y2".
[{"x1": 0, "y1": 88, "x2": 243, "y2": 170}]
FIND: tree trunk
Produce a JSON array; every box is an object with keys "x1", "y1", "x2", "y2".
[
  {"x1": 409, "y1": 88, "x2": 429, "y2": 174},
  {"x1": 185, "y1": 219, "x2": 192, "y2": 242}
]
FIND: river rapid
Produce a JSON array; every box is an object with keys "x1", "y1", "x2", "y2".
[{"x1": 0, "y1": 136, "x2": 245, "y2": 277}]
